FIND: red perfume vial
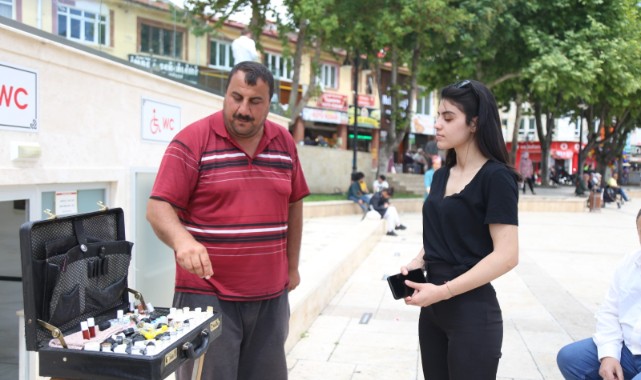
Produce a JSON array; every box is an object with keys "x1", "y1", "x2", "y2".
[
  {"x1": 81, "y1": 321, "x2": 90, "y2": 340},
  {"x1": 87, "y1": 317, "x2": 96, "y2": 338}
]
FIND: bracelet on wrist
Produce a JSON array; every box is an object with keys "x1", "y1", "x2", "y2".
[{"x1": 445, "y1": 281, "x2": 455, "y2": 297}]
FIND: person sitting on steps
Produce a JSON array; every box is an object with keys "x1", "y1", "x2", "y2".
[
  {"x1": 369, "y1": 187, "x2": 407, "y2": 236},
  {"x1": 347, "y1": 172, "x2": 370, "y2": 217}
]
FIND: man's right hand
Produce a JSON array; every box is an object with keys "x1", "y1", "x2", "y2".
[
  {"x1": 599, "y1": 357, "x2": 624, "y2": 380},
  {"x1": 175, "y1": 240, "x2": 214, "y2": 279}
]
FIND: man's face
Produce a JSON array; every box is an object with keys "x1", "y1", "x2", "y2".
[{"x1": 223, "y1": 71, "x2": 270, "y2": 141}]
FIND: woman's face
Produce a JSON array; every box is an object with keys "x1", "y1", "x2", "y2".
[{"x1": 434, "y1": 99, "x2": 475, "y2": 151}]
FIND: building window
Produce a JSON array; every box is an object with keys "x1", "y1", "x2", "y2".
[
  {"x1": 0, "y1": 0, "x2": 12, "y2": 19},
  {"x1": 140, "y1": 22, "x2": 184, "y2": 59},
  {"x1": 57, "y1": 5, "x2": 108, "y2": 45},
  {"x1": 519, "y1": 118, "x2": 536, "y2": 140},
  {"x1": 264, "y1": 52, "x2": 293, "y2": 81},
  {"x1": 209, "y1": 40, "x2": 234, "y2": 69},
  {"x1": 42, "y1": 188, "x2": 106, "y2": 217},
  {"x1": 415, "y1": 89, "x2": 431, "y2": 115},
  {"x1": 366, "y1": 74, "x2": 375, "y2": 95},
  {"x1": 320, "y1": 64, "x2": 337, "y2": 89}
]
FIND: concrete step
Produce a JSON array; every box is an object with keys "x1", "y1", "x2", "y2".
[{"x1": 385, "y1": 173, "x2": 425, "y2": 196}]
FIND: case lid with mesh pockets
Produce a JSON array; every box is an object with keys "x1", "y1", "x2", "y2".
[{"x1": 20, "y1": 208, "x2": 129, "y2": 351}]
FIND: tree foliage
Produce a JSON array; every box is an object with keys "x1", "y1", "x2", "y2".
[{"x1": 181, "y1": 0, "x2": 641, "y2": 180}]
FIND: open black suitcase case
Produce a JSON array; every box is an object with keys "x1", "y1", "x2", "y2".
[{"x1": 20, "y1": 208, "x2": 222, "y2": 380}]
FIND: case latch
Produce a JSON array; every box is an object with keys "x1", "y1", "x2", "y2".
[
  {"x1": 37, "y1": 319, "x2": 67, "y2": 349},
  {"x1": 127, "y1": 288, "x2": 147, "y2": 312}
]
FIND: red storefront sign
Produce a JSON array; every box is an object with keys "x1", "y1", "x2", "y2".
[
  {"x1": 317, "y1": 92, "x2": 348, "y2": 111},
  {"x1": 357, "y1": 94, "x2": 375, "y2": 107},
  {"x1": 550, "y1": 142, "x2": 577, "y2": 160}
]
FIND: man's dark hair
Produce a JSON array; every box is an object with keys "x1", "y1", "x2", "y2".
[
  {"x1": 379, "y1": 175, "x2": 386, "y2": 181},
  {"x1": 226, "y1": 61, "x2": 274, "y2": 99}
]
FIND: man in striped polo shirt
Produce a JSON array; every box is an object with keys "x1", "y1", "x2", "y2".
[{"x1": 147, "y1": 61, "x2": 309, "y2": 380}]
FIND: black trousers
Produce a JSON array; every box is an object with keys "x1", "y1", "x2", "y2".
[
  {"x1": 419, "y1": 262, "x2": 503, "y2": 380},
  {"x1": 523, "y1": 176, "x2": 535, "y2": 194}
]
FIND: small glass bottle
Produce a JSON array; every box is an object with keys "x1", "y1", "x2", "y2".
[
  {"x1": 81, "y1": 321, "x2": 90, "y2": 340},
  {"x1": 87, "y1": 317, "x2": 96, "y2": 338}
]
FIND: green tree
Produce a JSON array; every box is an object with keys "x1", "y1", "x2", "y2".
[
  {"x1": 326, "y1": 0, "x2": 465, "y2": 174},
  {"x1": 420, "y1": 0, "x2": 641, "y2": 185}
]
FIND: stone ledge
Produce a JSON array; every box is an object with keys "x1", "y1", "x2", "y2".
[
  {"x1": 285, "y1": 217, "x2": 385, "y2": 352},
  {"x1": 518, "y1": 196, "x2": 586, "y2": 212},
  {"x1": 304, "y1": 196, "x2": 587, "y2": 215}
]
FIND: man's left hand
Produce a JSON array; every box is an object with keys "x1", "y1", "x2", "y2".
[
  {"x1": 599, "y1": 357, "x2": 624, "y2": 380},
  {"x1": 288, "y1": 268, "x2": 301, "y2": 291}
]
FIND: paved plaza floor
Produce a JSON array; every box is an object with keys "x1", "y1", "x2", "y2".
[{"x1": 287, "y1": 189, "x2": 641, "y2": 380}]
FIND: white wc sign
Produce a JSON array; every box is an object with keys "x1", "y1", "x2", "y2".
[
  {"x1": 0, "y1": 63, "x2": 38, "y2": 132},
  {"x1": 141, "y1": 97, "x2": 181, "y2": 143}
]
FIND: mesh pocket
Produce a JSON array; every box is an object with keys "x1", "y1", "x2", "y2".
[{"x1": 48, "y1": 241, "x2": 132, "y2": 326}]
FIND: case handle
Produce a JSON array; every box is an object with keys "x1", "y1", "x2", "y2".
[{"x1": 182, "y1": 329, "x2": 210, "y2": 359}]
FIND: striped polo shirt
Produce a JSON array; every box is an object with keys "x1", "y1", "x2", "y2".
[{"x1": 150, "y1": 111, "x2": 309, "y2": 301}]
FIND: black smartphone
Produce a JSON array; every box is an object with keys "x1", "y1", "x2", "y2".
[{"x1": 387, "y1": 268, "x2": 427, "y2": 300}]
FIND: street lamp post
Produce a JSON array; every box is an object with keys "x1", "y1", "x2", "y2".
[
  {"x1": 352, "y1": 52, "x2": 359, "y2": 173},
  {"x1": 578, "y1": 102, "x2": 588, "y2": 178}
]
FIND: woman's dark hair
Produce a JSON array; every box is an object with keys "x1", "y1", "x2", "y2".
[
  {"x1": 226, "y1": 61, "x2": 274, "y2": 99},
  {"x1": 351, "y1": 171, "x2": 365, "y2": 182},
  {"x1": 440, "y1": 79, "x2": 520, "y2": 180}
]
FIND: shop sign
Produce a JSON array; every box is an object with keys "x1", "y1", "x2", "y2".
[
  {"x1": 347, "y1": 105, "x2": 380, "y2": 129},
  {"x1": 550, "y1": 141, "x2": 575, "y2": 160},
  {"x1": 302, "y1": 107, "x2": 348, "y2": 125},
  {"x1": 518, "y1": 142, "x2": 541, "y2": 153},
  {"x1": 317, "y1": 92, "x2": 348, "y2": 111},
  {"x1": 0, "y1": 62, "x2": 38, "y2": 132},
  {"x1": 128, "y1": 55, "x2": 199, "y2": 84},
  {"x1": 141, "y1": 97, "x2": 181, "y2": 143},
  {"x1": 357, "y1": 94, "x2": 375, "y2": 108},
  {"x1": 411, "y1": 114, "x2": 435, "y2": 135}
]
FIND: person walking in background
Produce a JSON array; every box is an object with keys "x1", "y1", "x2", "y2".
[
  {"x1": 369, "y1": 188, "x2": 407, "y2": 236},
  {"x1": 231, "y1": 28, "x2": 259, "y2": 64},
  {"x1": 413, "y1": 148, "x2": 428, "y2": 174},
  {"x1": 146, "y1": 62, "x2": 309, "y2": 380},
  {"x1": 400, "y1": 79, "x2": 520, "y2": 380},
  {"x1": 557, "y1": 208, "x2": 641, "y2": 380},
  {"x1": 424, "y1": 155, "x2": 442, "y2": 200},
  {"x1": 519, "y1": 152, "x2": 535, "y2": 195}
]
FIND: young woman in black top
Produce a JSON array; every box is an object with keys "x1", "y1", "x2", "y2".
[{"x1": 401, "y1": 80, "x2": 520, "y2": 379}]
